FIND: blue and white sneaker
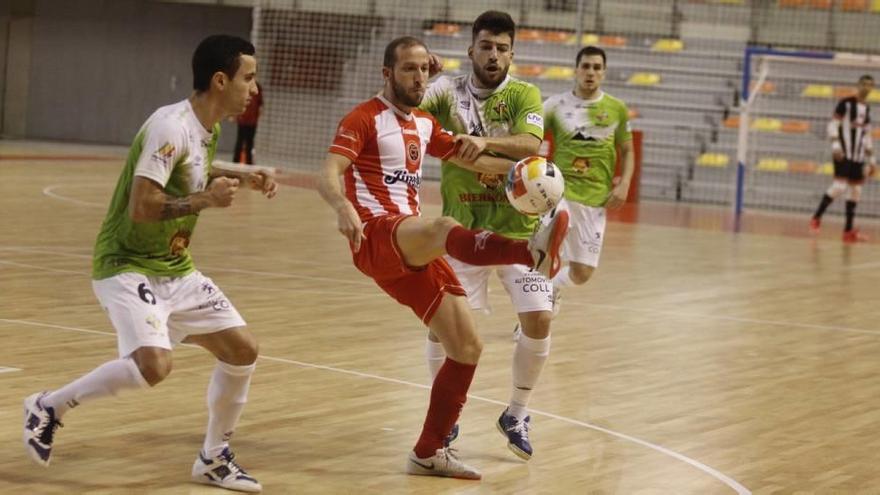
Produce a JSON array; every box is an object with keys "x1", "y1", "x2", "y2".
[
  {"x1": 444, "y1": 423, "x2": 460, "y2": 447},
  {"x1": 23, "y1": 391, "x2": 63, "y2": 467},
  {"x1": 496, "y1": 409, "x2": 533, "y2": 460},
  {"x1": 192, "y1": 447, "x2": 262, "y2": 493}
]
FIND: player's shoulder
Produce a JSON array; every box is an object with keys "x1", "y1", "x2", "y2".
[
  {"x1": 505, "y1": 76, "x2": 541, "y2": 96},
  {"x1": 602, "y1": 91, "x2": 629, "y2": 109},
  {"x1": 143, "y1": 100, "x2": 191, "y2": 136},
  {"x1": 430, "y1": 74, "x2": 461, "y2": 90},
  {"x1": 543, "y1": 92, "x2": 569, "y2": 109},
  {"x1": 342, "y1": 97, "x2": 385, "y2": 122}
]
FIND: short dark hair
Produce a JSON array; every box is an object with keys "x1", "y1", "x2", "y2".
[
  {"x1": 192, "y1": 35, "x2": 256, "y2": 92},
  {"x1": 472, "y1": 10, "x2": 516, "y2": 45},
  {"x1": 576, "y1": 45, "x2": 606, "y2": 68},
  {"x1": 859, "y1": 74, "x2": 874, "y2": 83},
  {"x1": 383, "y1": 36, "x2": 428, "y2": 68}
]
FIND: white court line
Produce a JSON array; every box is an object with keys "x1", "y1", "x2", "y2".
[
  {"x1": 4, "y1": 245, "x2": 878, "y2": 337},
  {"x1": 41, "y1": 185, "x2": 104, "y2": 208},
  {"x1": 0, "y1": 367, "x2": 22, "y2": 374},
  {"x1": 0, "y1": 317, "x2": 751, "y2": 494}
]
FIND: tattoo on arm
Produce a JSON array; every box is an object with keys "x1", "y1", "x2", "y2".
[{"x1": 159, "y1": 196, "x2": 196, "y2": 220}]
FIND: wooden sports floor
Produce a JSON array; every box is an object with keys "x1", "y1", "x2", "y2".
[{"x1": 2, "y1": 141, "x2": 880, "y2": 494}]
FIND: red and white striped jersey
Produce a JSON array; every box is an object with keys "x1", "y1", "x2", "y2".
[{"x1": 329, "y1": 95, "x2": 457, "y2": 221}]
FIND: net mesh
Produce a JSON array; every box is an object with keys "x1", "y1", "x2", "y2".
[
  {"x1": 732, "y1": 54, "x2": 880, "y2": 215},
  {"x1": 249, "y1": 0, "x2": 880, "y2": 213}
]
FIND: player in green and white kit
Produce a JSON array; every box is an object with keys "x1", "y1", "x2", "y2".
[
  {"x1": 420, "y1": 11, "x2": 568, "y2": 461},
  {"x1": 23, "y1": 35, "x2": 276, "y2": 493},
  {"x1": 543, "y1": 45, "x2": 635, "y2": 307}
]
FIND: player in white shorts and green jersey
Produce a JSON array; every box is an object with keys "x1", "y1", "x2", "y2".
[
  {"x1": 543, "y1": 45, "x2": 635, "y2": 308},
  {"x1": 22, "y1": 35, "x2": 277, "y2": 493},
  {"x1": 420, "y1": 10, "x2": 567, "y2": 461}
]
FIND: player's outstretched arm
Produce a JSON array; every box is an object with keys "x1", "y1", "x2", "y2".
[
  {"x1": 446, "y1": 153, "x2": 513, "y2": 175},
  {"x1": 128, "y1": 175, "x2": 237, "y2": 222},
  {"x1": 460, "y1": 133, "x2": 541, "y2": 162},
  {"x1": 210, "y1": 162, "x2": 278, "y2": 198},
  {"x1": 317, "y1": 153, "x2": 365, "y2": 251}
]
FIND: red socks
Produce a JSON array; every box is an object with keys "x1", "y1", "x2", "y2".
[
  {"x1": 413, "y1": 358, "x2": 477, "y2": 458},
  {"x1": 445, "y1": 226, "x2": 533, "y2": 267}
]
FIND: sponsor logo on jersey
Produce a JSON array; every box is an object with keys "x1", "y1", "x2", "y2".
[
  {"x1": 169, "y1": 229, "x2": 192, "y2": 257},
  {"x1": 407, "y1": 142, "x2": 420, "y2": 162},
  {"x1": 526, "y1": 112, "x2": 544, "y2": 128},
  {"x1": 383, "y1": 169, "x2": 421, "y2": 189},
  {"x1": 152, "y1": 143, "x2": 176, "y2": 165}
]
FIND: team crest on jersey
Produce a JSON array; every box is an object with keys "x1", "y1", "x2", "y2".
[
  {"x1": 494, "y1": 100, "x2": 508, "y2": 116},
  {"x1": 573, "y1": 157, "x2": 591, "y2": 173},
  {"x1": 407, "y1": 142, "x2": 420, "y2": 162},
  {"x1": 152, "y1": 143, "x2": 176, "y2": 165},
  {"x1": 477, "y1": 173, "x2": 503, "y2": 188},
  {"x1": 592, "y1": 110, "x2": 610, "y2": 126},
  {"x1": 169, "y1": 229, "x2": 192, "y2": 257}
]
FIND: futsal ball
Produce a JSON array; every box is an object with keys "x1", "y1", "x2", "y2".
[{"x1": 505, "y1": 156, "x2": 565, "y2": 216}]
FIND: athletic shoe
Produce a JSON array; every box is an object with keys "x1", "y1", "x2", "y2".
[
  {"x1": 23, "y1": 392, "x2": 62, "y2": 467},
  {"x1": 842, "y1": 229, "x2": 869, "y2": 243},
  {"x1": 444, "y1": 423, "x2": 459, "y2": 447},
  {"x1": 406, "y1": 447, "x2": 481, "y2": 480},
  {"x1": 192, "y1": 447, "x2": 262, "y2": 493},
  {"x1": 809, "y1": 217, "x2": 821, "y2": 234},
  {"x1": 528, "y1": 209, "x2": 569, "y2": 278},
  {"x1": 497, "y1": 409, "x2": 532, "y2": 460}
]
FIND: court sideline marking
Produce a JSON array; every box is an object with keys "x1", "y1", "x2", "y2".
[{"x1": 0, "y1": 317, "x2": 751, "y2": 494}]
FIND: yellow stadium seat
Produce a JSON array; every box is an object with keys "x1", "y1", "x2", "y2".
[
  {"x1": 801, "y1": 84, "x2": 833, "y2": 98},
  {"x1": 543, "y1": 66, "x2": 574, "y2": 80},
  {"x1": 627, "y1": 72, "x2": 660, "y2": 86},
  {"x1": 442, "y1": 58, "x2": 461, "y2": 71},
  {"x1": 817, "y1": 162, "x2": 834, "y2": 175},
  {"x1": 567, "y1": 33, "x2": 599, "y2": 45},
  {"x1": 872, "y1": 0, "x2": 880, "y2": 12},
  {"x1": 697, "y1": 153, "x2": 730, "y2": 167},
  {"x1": 751, "y1": 118, "x2": 783, "y2": 132},
  {"x1": 757, "y1": 158, "x2": 789, "y2": 172},
  {"x1": 652, "y1": 39, "x2": 684, "y2": 53},
  {"x1": 868, "y1": 89, "x2": 880, "y2": 103}
]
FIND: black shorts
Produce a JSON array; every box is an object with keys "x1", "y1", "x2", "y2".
[{"x1": 833, "y1": 158, "x2": 865, "y2": 183}]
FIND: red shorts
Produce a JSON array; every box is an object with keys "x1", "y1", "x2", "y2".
[{"x1": 352, "y1": 215, "x2": 465, "y2": 324}]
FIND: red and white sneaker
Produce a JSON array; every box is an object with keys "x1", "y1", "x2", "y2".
[
  {"x1": 809, "y1": 217, "x2": 821, "y2": 234},
  {"x1": 528, "y1": 209, "x2": 570, "y2": 278},
  {"x1": 842, "y1": 229, "x2": 869, "y2": 243}
]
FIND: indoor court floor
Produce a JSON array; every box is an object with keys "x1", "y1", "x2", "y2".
[{"x1": 2, "y1": 141, "x2": 880, "y2": 494}]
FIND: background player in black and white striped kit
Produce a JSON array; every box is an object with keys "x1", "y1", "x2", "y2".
[{"x1": 810, "y1": 74, "x2": 875, "y2": 243}]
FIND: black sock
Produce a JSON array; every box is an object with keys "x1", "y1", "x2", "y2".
[
  {"x1": 814, "y1": 194, "x2": 833, "y2": 219},
  {"x1": 845, "y1": 200, "x2": 857, "y2": 232}
]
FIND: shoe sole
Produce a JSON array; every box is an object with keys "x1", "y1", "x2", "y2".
[
  {"x1": 495, "y1": 420, "x2": 532, "y2": 461},
  {"x1": 546, "y1": 210, "x2": 570, "y2": 279},
  {"x1": 23, "y1": 393, "x2": 50, "y2": 467}
]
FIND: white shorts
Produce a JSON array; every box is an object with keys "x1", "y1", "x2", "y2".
[
  {"x1": 92, "y1": 271, "x2": 246, "y2": 358},
  {"x1": 557, "y1": 199, "x2": 606, "y2": 267},
  {"x1": 444, "y1": 256, "x2": 552, "y2": 314}
]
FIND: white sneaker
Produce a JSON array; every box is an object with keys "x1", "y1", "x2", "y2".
[
  {"x1": 528, "y1": 209, "x2": 569, "y2": 278},
  {"x1": 406, "y1": 448, "x2": 481, "y2": 480},
  {"x1": 192, "y1": 447, "x2": 262, "y2": 493},
  {"x1": 23, "y1": 391, "x2": 63, "y2": 467}
]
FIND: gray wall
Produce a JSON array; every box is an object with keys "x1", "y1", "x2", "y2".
[{"x1": 13, "y1": 0, "x2": 251, "y2": 148}]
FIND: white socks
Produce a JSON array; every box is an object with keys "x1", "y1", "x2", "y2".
[
  {"x1": 551, "y1": 266, "x2": 575, "y2": 288},
  {"x1": 426, "y1": 339, "x2": 446, "y2": 381},
  {"x1": 42, "y1": 356, "x2": 149, "y2": 418},
  {"x1": 509, "y1": 333, "x2": 551, "y2": 420},
  {"x1": 203, "y1": 361, "x2": 255, "y2": 458}
]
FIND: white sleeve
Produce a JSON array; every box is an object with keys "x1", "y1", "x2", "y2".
[
  {"x1": 133, "y1": 118, "x2": 186, "y2": 187},
  {"x1": 826, "y1": 118, "x2": 840, "y2": 141}
]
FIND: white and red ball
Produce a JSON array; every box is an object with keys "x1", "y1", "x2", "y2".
[{"x1": 505, "y1": 156, "x2": 565, "y2": 215}]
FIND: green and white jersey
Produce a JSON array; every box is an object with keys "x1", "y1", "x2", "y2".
[
  {"x1": 543, "y1": 90, "x2": 631, "y2": 207},
  {"x1": 420, "y1": 74, "x2": 544, "y2": 239},
  {"x1": 92, "y1": 99, "x2": 219, "y2": 280}
]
